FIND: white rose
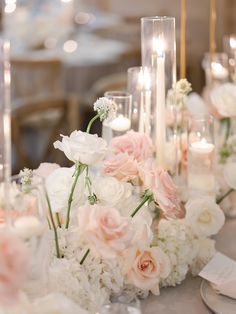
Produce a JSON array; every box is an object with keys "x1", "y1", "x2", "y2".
[
  {"x1": 185, "y1": 197, "x2": 225, "y2": 237},
  {"x1": 45, "y1": 167, "x2": 86, "y2": 213},
  {"x1": 93, "y1": 176, "x2": 132, "y2": 208},
  {"x1": 223, "y1": 162, "x2": 236, "y2": 189},
  {"x1": 210, "y1": 83, "x2": 236, "y2": 117},
  {"x1": 54, "y1": 130, "x2": 107, "y2": 165}
]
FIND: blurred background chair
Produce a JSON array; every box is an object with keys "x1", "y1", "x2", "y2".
[
  {"x1": 10, "y1": 58, "x2": 63, "y2": 101},
  {"x1": 89, "y1": 72, "x2": 127, "y2": 99},
  {"x1": 12, "y1": 95, "x2": 80, "y2": 173}
]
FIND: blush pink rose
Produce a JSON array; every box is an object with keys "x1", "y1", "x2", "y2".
[
  {"x1": 122, "y1": 247, "x2": 170, "y2": 294},
  {"x1": 0, "y1": 228, "x2": 29, "y2": 304},
  {"x1": 111, "y1": 130, "x2": 153, "y2": 162},
  {"x1": 103, "y1": 153, "x2": 139, "y2": 182},
  {"x1": 139, "y1": 160, "x2": 184, "y2": 219},
  {"x1": 34, "y1": 162, "x2": 60, "y2": 179},
  {"x1": 78, "y1": 204, "x2": 133, "y2": 258}
]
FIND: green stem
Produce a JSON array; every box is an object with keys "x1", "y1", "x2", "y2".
[
  {"x1": 80, "y1": 249, "x2": 90, "y2": 265},
  {"x1": 131, "y1": 194, "x2": 151, "y2": 218},
  {"x1": 222, "y1": 118, "x2": 231, "y2": 144},
  {"x1": 56, "y1": 212, "x2": 61, "y2": 228},
  {"x1": 45, "y1": 189, "x2": 61, "y2": 258},
  {"x1": 86, "y1": 114, "x2": 100, "y2": 133},
  {"x1": 85, "y1": 167, "x2": 92, "y2": 196},
  {"x1": 217, "y1": 188, "x2": 234, "y2": 204},
  {"x1": 65, "y1": 164, "x2": 85, "y2": 229}
]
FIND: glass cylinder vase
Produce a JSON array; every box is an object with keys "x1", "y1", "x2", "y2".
[
  {"x1": 141, "y1": 16, "x2": 176, "y2": 167},
  {"x1": 102, "y1": 91, "x2": 132, "y2": 143},
  {"x1": 223, "y1": 34, "x2": 236, "y2": 83},
  {"x1": 202, "y1": 52, "x2": 229, "y2": 88},
  {"x1": 127, "y1": 66, "x2": 151, "y2": 135},
  {"x1": 0, "y1": 40, "x2": 11, "y2": 184},
  {"x1": 187, "y1": 115, "x2": 216, "y2": 197}
]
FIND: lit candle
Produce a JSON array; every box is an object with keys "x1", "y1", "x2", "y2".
[
  {"x1": 188, "y1": 138, "x2": 215, "y2": 194},
  {"x1": 153, "y1": 37, "x2": 166, "y2": 167},
  {"x1": 211, "y1": 62, "x2": 228, "y2": 80},
  {"x1": 109, "y1": 114, "x2": 131, "y2": 132},
  {"x1": 180, "y1": 0, "x2": 187, "y2": 78},
  {"x1": 14, "y1": 216, "x2": 44, "y2": 239}
]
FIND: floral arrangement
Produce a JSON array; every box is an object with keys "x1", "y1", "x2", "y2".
[{"x1": 0, "y1": 94, "x2": 230, "y2": 313}]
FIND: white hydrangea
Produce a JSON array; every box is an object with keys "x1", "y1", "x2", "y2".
[
  {"x1": 227, "y1": 134, "x2": 236, "y2": 155},
  {"x1": 47, "y1": 227, "x2": 124, "y2": 313},
  {"x1": 155, "y1": 219, "x2": 197, "y2": 287},
  {"x1": 190, "y1": 237, "x2": 216, "y2": 276},
  {"x1": 93, "y1": 97, "x2": 117, "y2": 121}
]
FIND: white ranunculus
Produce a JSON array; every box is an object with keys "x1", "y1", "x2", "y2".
[
  {"x1": 223, "y1": 162, "x2": 236, "y2": 189},
  {"x1": 93, "y1": 176, "x2": 132, "y2": 208},
  {"x1": 45, "y1": 167, "x2": 86, "y2": 213},
  {"x1": 210, "y1": 83, "x2": 236, "y2": 117},
  {"x1": 185, "y1": 197, "x2": 225, "y2": 237},
  {"x1": 54, "y1": 131, "x2": 107, "y2": 165}
]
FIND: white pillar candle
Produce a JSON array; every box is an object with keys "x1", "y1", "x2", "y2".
[
  {"x1": 14, "y1": 216, "x2": 44, "y2": 239},
  {"x1": 109, "y1": 114, "x2": 131, "y2": 132},
  {"x1": 188, "y1": 138, "x2": 215, "y2": 194},
  {"x1": 153, "y1": 37, "x2": 166, "y2": 167}
]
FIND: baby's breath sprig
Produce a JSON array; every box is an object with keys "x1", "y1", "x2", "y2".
[{"x1": 19, "y1": 168, "x2": 33, "y2": 192}]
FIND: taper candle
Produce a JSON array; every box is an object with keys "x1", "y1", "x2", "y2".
[
  {"x1": 180, "y1": 0, "x2": 186, "y2": 78},
  {"x1": 209, "y1": 0, "x2": 217, "y2": 55}
]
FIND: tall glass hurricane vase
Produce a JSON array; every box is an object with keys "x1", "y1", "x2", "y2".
[
  {"x1": 141, "y1": 17, "x2": 176, "y2": 167},
  {"x1": 0, "y1": 40, "x2": 11, "y2": 184}
]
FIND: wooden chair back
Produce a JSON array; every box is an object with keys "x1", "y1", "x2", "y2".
[
  {"x1": 12, "y1": 95, "x2": 79, "y2": 172},
  {"x1": 10, "y1": 58, "x2": 63, "y2": 100}
]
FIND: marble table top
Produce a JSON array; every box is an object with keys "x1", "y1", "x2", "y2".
[{"x1": 142, "y1": 218, "x2": 236, "y2": 314}]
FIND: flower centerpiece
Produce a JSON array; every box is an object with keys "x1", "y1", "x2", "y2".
[{"x1": 0, "y1": 96, "x2": 226, "y2": 313}]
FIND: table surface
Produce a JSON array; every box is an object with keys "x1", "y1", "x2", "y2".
[{"x1": 142, "y1": 218, "x2": 236, "y2": 314}]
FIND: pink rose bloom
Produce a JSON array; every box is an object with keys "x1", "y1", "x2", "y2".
[
  {"x1": 34, "y1": 162, "x2": 60, "y2": 179},
  {"x1": 78, "y1": 204, "x2": 133, "y2": 258},
  {"x1": 104, "y1": 153, "x2": 138, "y2": 182},
  {"x1": 122, "y1": 247, "x2": 170, "y2": 294},
  {"x1": 111, "y1": 130, "x2": 153, "y2": 162},
  {"x1": 139, "y1": 160, "x2": 184, "y2": 219},
  {"x1": 0, "y1": 228, "x2": 29, "y2": 304}
]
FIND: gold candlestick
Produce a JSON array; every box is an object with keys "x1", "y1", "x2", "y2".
[
  {"x1": 180, "y1": 0, "x2": 186, "y2": 78},
  {"x1": 209, "y1": 0, "x2": 216, "y2": 55}
]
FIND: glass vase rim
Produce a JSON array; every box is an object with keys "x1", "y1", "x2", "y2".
[
  {"x1": 127, "y1": 66, "x2": 142, "y2": 74},
  {"x1": 104, "y1": 91, "x2": 132, "y2": 98},
  {"x1": 141, "y1": 16, "x2": 175, "y2": 22}
]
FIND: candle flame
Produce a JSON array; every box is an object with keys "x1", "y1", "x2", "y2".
[{"x1": 153, "y1": 37, "x2": 165, "y2": 57}]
